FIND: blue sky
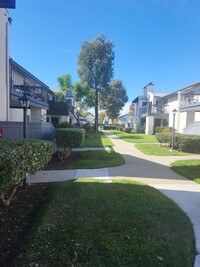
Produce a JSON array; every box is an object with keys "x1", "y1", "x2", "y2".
[{"x1": 8, "y1": 0, "x2": 200, "y2": 108}]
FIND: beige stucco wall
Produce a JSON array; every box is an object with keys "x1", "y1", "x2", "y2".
[{"x1": 0, "y1": 9, "x2": 9, "y2": 121}]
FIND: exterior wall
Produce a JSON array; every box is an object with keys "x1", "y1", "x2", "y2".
[
  {"x1": 0, "y1": 9, "x2": 9, "y2": 121},
  {"x1": 10, "y1": 108, "x2": 23, "y2": 121},
  {"x1": 195, "y1": 112, "x2": 200, "y2": 120},
  {"x1": 178, "y1": 112, "x2": 187, "y2": 133},
  {"x1": 118, "y1": 114, "x2": 129, "y2": 125},
  {"x1": 145, "y1": 116, "x2": 154, "y2": 134},
  {"x1": 166, "y1": 95, "x2": 179, "y2": 128},
  {"x1": 31, "y1": 108, "x2": 47, "y2": 122}
]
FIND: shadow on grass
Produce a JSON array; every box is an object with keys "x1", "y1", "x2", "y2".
[
  {"x1": 171, "y1": 165, "x2": 200, "y2": 183},
  {"x1": 12, "y1": 180, "x2": 195, "y2": 267}
]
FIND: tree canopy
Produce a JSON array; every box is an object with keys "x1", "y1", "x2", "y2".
[
  {"x1": 100, "y1": 80, "x2": 128, "y2": 121},
  {"x1": 77, "y1": 33, "x2": 114, "y2": 131}
]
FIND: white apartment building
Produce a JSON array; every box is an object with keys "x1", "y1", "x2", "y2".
[
  {"x1": 132, "y1": 83, "x2": 167, "y2": 134},
  {"x1": 132, "y1": 82, "x2": 200, "y2": 135},
  {"x1": 158, "y1": 82, "x2": 200, "y2": 135}
]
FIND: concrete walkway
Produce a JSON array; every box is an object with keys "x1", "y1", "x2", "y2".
[{"x1": 29, "y1": 131, "x2": 200, "y2": 267}]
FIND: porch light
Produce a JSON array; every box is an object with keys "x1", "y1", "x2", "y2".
[
  {"x1": 18, "y1": 94, "x2": 30, "y2": 109},
  {"x1": 171, "y1": 108, "x2": 177, "y2": 150}
]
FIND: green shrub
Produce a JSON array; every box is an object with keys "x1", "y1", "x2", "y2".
[
  {"x1": 123, "y1": 128, "x2": 133, "y2": 133},
  {"x1": 155, "y1": 126, "x2": 172, "y2": 133},
  {"x1": 174, "y1": 134, "x2": 200, "y2": 153},
  {"x1": 116, "y1": 126, "x2": 124, "y2": 131},
  {"x1": 103, "y1": 125, "x2": 117, "y2": 130},
  {"x1": 156, "y1": 132, "x2": 200, "y2": 153},
  {"x1": 55, "y1": 128, "x2": 85, "y2": 149},
  {"x1": 0, "y1": 139, "x2": 52, "y2": 198},
  {"x1": 53, "y1": 121, "x2": 73, "y2": 128},
  {"x1": 82, "y1": 123, "x2": 93, "y2": 133},
  {"x1": 155, "y1": 132, "x2": 171, "y2": 146}
]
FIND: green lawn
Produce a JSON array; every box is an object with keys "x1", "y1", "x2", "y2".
[
  {"x1": 135, "y1": 144, "x2": 192, "y2": 156},
  {"x1": 171, "y1": 159, "x2": 200, "y2": 184},
  {"x1": 82, "y1": 131, "x2": 114, "y2": 147},
  {"x1": 110, "y1": 130, "x2": 157, "y2": 143},
  {"x1": 13, "y1": 179, "x2": 195, "y2": 267},
  {"x1": 46, "y1": 150, "x2": 125, "y2": 170}
]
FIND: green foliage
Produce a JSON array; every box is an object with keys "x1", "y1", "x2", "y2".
[
  {"x1": 0, "y1": 139, "x2": 52, "y2": 196},
  {"x1": 116, "y1": 125, "x2": 124, "y2": 131},
  {"x1": 174, "y1": 134, "x2": 200, "y2": 153},
  {"x1": 103, "y1": 125, "x2": 117, "y2": 130},
  {"x1": 82, "y1": 123, "x2": 94, "y2": 133},
  {"x1": 77, "y1": 33, "x2": 114, "y2": 90},
  {"x1": 156, "y1": 132, "x2": 200, "y2": 153},
  {"x1": 55, "y1": 128, "x2": 85, "y2": 149},
  {"x1": 155, "y1": 132, "x2": 171, "y2": 145},
  {"x1": 53, "y1": 121, "x2": 73, "y2": 129},
  {"x1": 123, "y1": 128, "x2": 133, "y2": 133},
  {"x1": 57, "y1": 74, "x2": 72, "y2": 92},
  {"x1": 99, "y1": 80, "x2": 128, "y2": 120},
  {"x1": 155, "y1": 126, "x2": 172, "y2": 133}
]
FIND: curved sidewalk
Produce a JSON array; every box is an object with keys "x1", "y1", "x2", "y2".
[
  {"x1": 106, "y1": 132, "x2": 200, "y2": 267},
  {"x1": 30, "y1": 132, "x2": 200, "y2": 266}
]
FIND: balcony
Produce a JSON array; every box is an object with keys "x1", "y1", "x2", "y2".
[
  {"x1": 140, "y1": 104, "x2": 169, "y2": 117},
  {"x1": 10, "y1": 85, "x2": 51, "y2": 109},
  {"x1": 180, "y1": 86, "x2": 200, "y2": 111}
]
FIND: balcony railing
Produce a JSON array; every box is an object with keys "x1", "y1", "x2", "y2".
[
  {"x1": 140, "y1": 104, "x2": 169, "y2": 116},
  {"x1": 10, "y1": 85, "x2": 53, "y2": 109}
]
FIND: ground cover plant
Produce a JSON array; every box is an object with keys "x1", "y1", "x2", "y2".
[
  {"x1": 109, "y1": 130, "x2": 157, "y2": 143},
  {"x1": 135, "y1": 144, "x2": 192, "y2": 156},
  {"x1": 12, "y1": 179, "x2": 195, "y2": 267},
  {"x1": 82, "y1": 131, "x2": 114, "y2": 147},
  {"x1": 45, "y1": 150, "x2": 124, "y2": 170},
  {"x1": 171, "y1": 159, "x2": 200, "y2": 184}
]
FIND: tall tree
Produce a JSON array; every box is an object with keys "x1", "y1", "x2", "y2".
[
  {"x1": 100, "y1": 80, "x2": 128, "y2": 121},
  {"x1": 56, "y1": 74, "x2": 82, "y2": 127},
  {"x1": 77, "y1": 33, "x2": 114, "y2": 132}
]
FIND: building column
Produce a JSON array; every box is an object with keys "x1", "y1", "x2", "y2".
[{"x1": 145, "y1": 116, "x2": 154, "y2": 135}]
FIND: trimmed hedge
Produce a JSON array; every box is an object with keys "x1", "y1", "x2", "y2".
[
  {"x1": 55, "y1": 128, "x2": 85, "y2": 148},
  {"x1": 174, "y1": 134, "x2": 200, "y2": 153},
  {"x1": 53, "y1": 121, "x2": 73, "y2": 128},
  {"x1": 0, "y1": 139, "x2": 52, "y2": 197},
  {"x1": 123, "y1": 128, "x2": 133, "y2": 133},
  {"x1": 103, "y1": 125, "x2": 117, "y2": 130},
  {"x1": 155, "y1": 126, "x2": 172, "y2": 133},
  {"x1": 155, "y1": 132, "x2": 200, "y2": 153}
]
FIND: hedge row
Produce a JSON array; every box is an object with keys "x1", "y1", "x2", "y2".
[
  {"x1": 0, "y1": 139, "x2": 52, "y2": 196},
  {"x1": 55, "y1": 128, "x2": 85, "y2": 148},
  {"x1": 155, "y1": 132, "x2": 200, "y2": 153}
]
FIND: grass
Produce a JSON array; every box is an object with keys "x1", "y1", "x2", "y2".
[
  {"x1": 110, "y1": 130, "x2": 157, "y2": 143},
  {"x1": 13, "y1": 179, "x2": 195, "y2": 267},
  {"x1": 82, "y1": 131, "x2": 114, "y2": 147},
  {"x1": 135, "y1": 144, "x2": 192, "y2": 156},
  {"x1": 171, "y1": 159, "x2": 200, "y2": 184},
  {"x1": 46, "y1": 150, "x2": 125, "y2": 170}
]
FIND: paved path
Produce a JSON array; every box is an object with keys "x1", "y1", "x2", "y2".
[{"x1": 30, "y1": 131, "x2": 200, "y2": 266}]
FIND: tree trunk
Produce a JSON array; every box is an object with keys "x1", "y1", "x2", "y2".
[{"x1": 95, "y1": 89, "x2": 99, "y2": 133}]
